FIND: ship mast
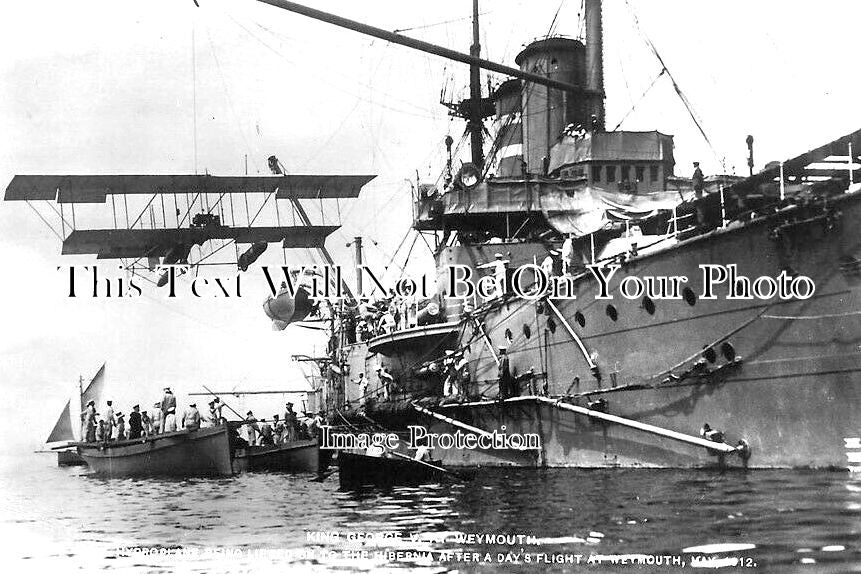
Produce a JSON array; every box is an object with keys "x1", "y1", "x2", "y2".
[{"x1": 467, "y1": 0, "x2": 484, "y2": 168}]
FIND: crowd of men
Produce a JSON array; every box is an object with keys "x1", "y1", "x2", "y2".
[
  {"x1": 240, "y1": 402, "x2": 325, "y2": 446},
  {"x1": 352, "y1": 365, "x2": 397, "y2": 409},
  {"x1": 80, "y1": 388, "x2": 229, "y2": 444}
]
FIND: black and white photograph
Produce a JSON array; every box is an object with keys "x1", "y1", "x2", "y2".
[{"x1": 2, "y1": 1, "x2": 861, "y2": 572}]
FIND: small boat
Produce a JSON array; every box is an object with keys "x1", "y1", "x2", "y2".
[
  {"x1": 338, "y1": 450, "x2": 447, "y2": 489},
  {"x1": 76, "y1": 425, "x2": 234, "y2": 477},
  {"x1": 232, "y1": 438, "x2": 321, "y2": 473},
  {"x1": 47, "y1": 364, "x2": 106, "y2": 467}
]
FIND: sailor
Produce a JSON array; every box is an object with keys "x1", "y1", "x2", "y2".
[
  {"x1": 455, "y1": 351, "x2": 470, "y2": 400},
  {"x1": 355, "y1": 373, "x2": 369, "y2": 408},
  {"x1": 258, "y1": 418, "x2": 274, "y2": 445},
  {"x1": 377, "y1": 365, "x2": 395, "y2": 400},
  {"x1": 442, "y1": 351, "x2": 457, "y2": 398},
  {"x1": 284, "y1": 402, "x2": 298, "y2": 442},
  {"x1": 245, "y1": 411, "x2": 259, "y2": 445},
  {"x1": 561, "y1": 234, "x2": 574, "y2": 275},
  {"x1": 700, "y1": 423, "x2": 724, "y2": 443},
  {"x1": 114, "y1": 412, "x2": 125, "y2": 441},
  {"x1": 129, "y1": 405, "x2": 143, "y2": 440},
  {"x1": 493, "y1": 253, "x2": 508, "y2": 298},
  {"x1": 312, "y1": 410, "x2": 325, "y2": 438},
  {"x1": 497, "y1": 346, "x2": 514, "y2": 400},
  {"x1": 692, "y1": 162, "x2": 705, "y2": 198},
  {"x1": 141, "y1": 411, "x2": 152, "y2": 437},
  {"x1": 104, "y1": 400, "x2": 116, "y2": 442},
  {"x1": 541, "y1": 252, "x2": 555, "y2": 279},
  {"x1": 81, "y1": 400, "x2": 96, "y2": 443},
  {"x1": 211, "y1": 397, "x2": 224, "y2": 425},
  {"x1": 152, "y1": 401, "x2": 163, "y2": 435},
  {"x1": 273, "y1": 414, "x2": 285, "y2": 443},
  {"x1": 161, "y1": 388, "x2": 178, "y2": 433},
  {"x1": 95, "y1": 415, "x2": 105, "y2": 443},
  {"x1": 182, "y1": 403, "x2": 201, "y2": 431}
]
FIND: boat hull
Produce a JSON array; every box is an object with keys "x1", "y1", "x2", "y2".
[
  {"x1": 346, "y1": 190, "x2": 861, "y2": 469},
  {"x1": 76, "y1": 426, "x2": 234, "y2": 477},
  {"x1": 57, "y1": 449, "x2": 86, "y2": 466},
  {"x1": 337, "y1": 451, "x2": 445, "y2": 488},
  {"x1": 233, "y1": 439, "x2": 321, "y2": 473}
]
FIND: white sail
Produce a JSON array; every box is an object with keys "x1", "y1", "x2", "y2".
[
  {"x1": 81, "y1": 363, "x2": 105, "y2": 407},
  {"x1": 46, "y1": 399, "x2": 74, "y2": 443}
]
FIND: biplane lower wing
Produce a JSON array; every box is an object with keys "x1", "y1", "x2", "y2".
[
  {"x1": 63, "y1": 225, "x2": 340, "y2": 258},
  {"x1": 5, "y1": 174, "x2": 376, "y2": 203}
]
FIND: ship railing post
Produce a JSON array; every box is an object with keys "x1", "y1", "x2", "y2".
[
  {"x1": 779, "y1": 161, "x2": 785, "y2": 201},
  {"x1": 720, "y1": 185, "x2": 726, "y2": 228},
  {"x1": 673, "y1": 205, "x2": 678, "y2": 237},
  {"x1": 590, "y1": 232, "x2": 595, "y2": 265}
]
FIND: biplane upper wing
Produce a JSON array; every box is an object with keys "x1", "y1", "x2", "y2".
[
  {"x1": 5, "y1": 174, "x2": 376, "y2": 203},
  {"x1": 64, "y1": 225, "x2": 340, "y2": 259}
]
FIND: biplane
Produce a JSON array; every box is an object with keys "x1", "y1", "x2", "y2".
[{"x1": 5, "y1": 165, "x2": 375, "y2": 287}]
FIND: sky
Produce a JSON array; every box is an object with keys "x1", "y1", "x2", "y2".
[{"x1": 1, "y1": 0, "x2": 861, "y2": 453}]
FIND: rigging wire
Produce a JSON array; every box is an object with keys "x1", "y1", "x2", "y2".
[
  {"x1": 393, "y1": 11, "x2": 491, "y2": 34},
  {"x1": 611, "y1": 68, "x2": 666, "y2": 132},
  {"x1": 623, "y1": 0, "x2": 725, "y2": 170},
  {"x1": 25, "y1": 201, "x2": 63, "y2": 241}
]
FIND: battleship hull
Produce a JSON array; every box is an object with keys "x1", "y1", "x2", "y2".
[
  {"x1": 77, "y1": 426, "x2": 234, "y2": 477},
  {"x1": 349, "y1": 189, "x2": 861, "y2": 469}
]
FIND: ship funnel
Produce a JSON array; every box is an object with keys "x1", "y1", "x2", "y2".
[
  {"x1": 585, "y1": 0, "x2": 604, "y2": 130},
  {"x1": 516, "y1": 38, "x2": 586, "y2": 175}
]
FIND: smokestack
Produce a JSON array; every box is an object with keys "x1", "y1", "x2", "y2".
[{"x1": 585, "y1": 0, "x2": 604, "y2": 130}]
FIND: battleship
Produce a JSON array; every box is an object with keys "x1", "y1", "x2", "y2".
[
  {"x1": 7, "y1": 0, "x2": 861, "y2": 472},
  {"x1": 269, "y1": 0, "x2": 861, "y2": 470}
]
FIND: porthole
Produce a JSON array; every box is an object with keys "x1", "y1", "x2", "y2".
[
  {"x1": 702, "y1": 346, "x2": 717, "y2": 363},
  {"x1": 642, "y1": 295, "x2": 655, "y2": 315},
  {"x1": 504, "y1": 328, "x2": 513, "y2": 342},
  {"x1": 721, "y1": 342, "x2": 736, "y2": 361},
  {"x1": 547, "y1": 317, "x2": 557, "y2": 333},
  {"x1": 523, "y1": 324, "x2": 532, "y2": 339},
  {"x1": 683, "y1": 287, "x2": 697, "y2": 306},
  {"x1": 606, "y1": 304, "x2": 618, "y2": 322},
  {"x1": 575, "y1": 311, "x2": 586, "y2": 327}
]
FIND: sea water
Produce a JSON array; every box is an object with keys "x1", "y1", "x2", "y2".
[{"x1": 2, "y1": 452, "x2": 858, "y2": 573}]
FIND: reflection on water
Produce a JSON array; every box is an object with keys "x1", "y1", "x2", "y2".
[{"x1": 2, "y1": 453, "x2": 861, "y2": 572}]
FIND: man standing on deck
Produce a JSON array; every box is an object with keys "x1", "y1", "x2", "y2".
[
  {"x1": 273, "y1": 414, "x2": 285, "y2": 443},
  {"x1": 245, "y1": 411, "x2": 259, "y2": 445},
  {"x1": 377, "y1": 365, "x2": 395, "y2": 401},
  {"x1": 104, "y1": 400, "x2": 116, "y2": 442},
  {"x1": 497, "y1": 347, "x2": 514, "y2": 400},
  {"x1": 81, "y1": 400, "x2": 96, "y2": 443},
  {"x1": 693, "y1": 162, "x2": 705, "y2": 198},
  {"x1": 182, "y1": 403, "x2": 201, "y2": 431},
  {"x1": 258, "y1": 418, "x2": 274, "y2": 445},
  {"x1": 161, "y1": 388, "x2": 177, "y2": 432},
  {"x1": 152, "y1": 401, "x2": 162, "y2": 435},
  {"x1": 141, "y1": 411, "x2": 152, "y2": 437},
  {"x1": 561, "y1": 235, "x2": 574, "y2": 275},
  {"x1": 129, "y1": 405, "x2": 143, "y2": 440},
  {"x1": 284, "y1": 402, "x2": 298, "y2": 442},
  {"x1": 114, "y1": 412, "x2": 125, "y2": 441},
  {"x1": 355, "y1": 373, "x2": 368, "y2": 409}
]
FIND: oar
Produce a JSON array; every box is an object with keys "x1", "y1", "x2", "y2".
[
  {"x1": 386, "y1": 449, "x2": 471, "y2": 481},
  {"x1": 348, "y1": 412, "x2": 470, "y2": 481},
  {"x1": 201, "y1": 384, "x2": 244, "y2": 420}
]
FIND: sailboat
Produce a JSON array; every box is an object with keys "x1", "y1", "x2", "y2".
[{"x1": 46, "y1": 364, "x2": 105, "y2": 466}]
